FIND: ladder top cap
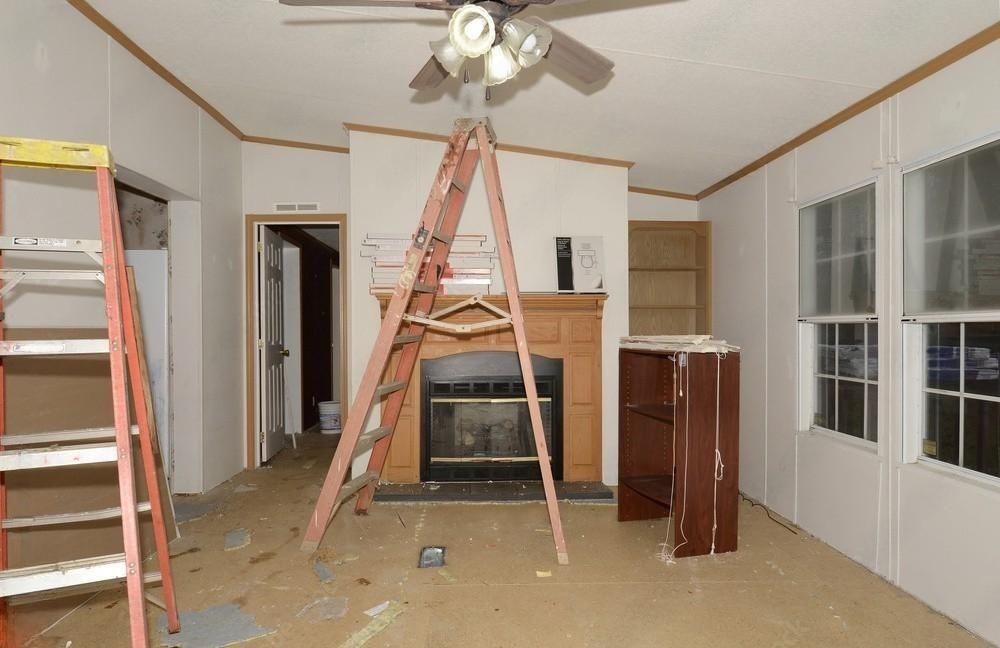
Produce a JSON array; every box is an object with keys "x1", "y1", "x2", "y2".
[
  {"x1": 0, "y1": 137, "x2": 115, "y2": 173},
  {"x1": 454, "y1": 118, "x2": 497, "y2": 144}
]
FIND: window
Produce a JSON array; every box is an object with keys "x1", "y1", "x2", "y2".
[
  {"x1": 904, "y1": 138, "x2": 1000, "y2": 479},
  {"x1": 799, "y1": 184, "x2": 878, "y2": 443}
]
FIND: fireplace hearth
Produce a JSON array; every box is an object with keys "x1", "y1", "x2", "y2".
[{"x1": 421, "y1": 352, "x2": 563, "y2": 482}]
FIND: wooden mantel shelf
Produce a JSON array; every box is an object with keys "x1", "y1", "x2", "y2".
[
  {"x1": 376, "y1": 292, "x2": 608, "y2": 317},
  {"x1": 374, "y1": 292, "x2": 607, "y2": 484}
]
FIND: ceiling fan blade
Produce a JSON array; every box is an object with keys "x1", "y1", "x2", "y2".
[
  {"x1": 524, "y1": 16, "x2": 614, "y2": 85},
  {"x1": 279, "y1": 0, "x2": 453, "y2": 8},
  {"x1": 409, "y1": 56, "x2": 451, "y2": 90}
]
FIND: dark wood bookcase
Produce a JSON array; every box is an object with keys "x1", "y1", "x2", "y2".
[{"x1": 618, "y1": 347, "x2": 740, "y2": 557}]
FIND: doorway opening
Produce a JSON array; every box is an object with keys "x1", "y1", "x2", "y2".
[{"x1": 245, "y1": 214, "x2": 347, "y2": 467}]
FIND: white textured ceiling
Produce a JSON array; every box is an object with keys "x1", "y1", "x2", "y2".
[{"x1": 88, "y1": 0, "x2": 999, "y2": 193}]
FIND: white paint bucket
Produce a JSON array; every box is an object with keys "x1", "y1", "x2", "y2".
[{"x1": 318, "y1": 401, "x2": 341, "y2": 434}]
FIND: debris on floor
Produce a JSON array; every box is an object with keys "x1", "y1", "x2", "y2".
[
  {"x1": 417, "y1": 546, "x2": 446, "y2": 568},
  {"x1": 363, "y1": 601, "x2": 391, "y2": 618},
  {"x1": 223, "y1": 528, "x2": 251, "y2": 551},
  {"x1": 312, "y1": 559, "x2": 336, "y2": 584},
  {"x1": 535, "y1": 570, "x2": 552, "y2": 578},
  {"x1": 334, "y1": 553, "x2": 360, "y2": 566},
  {"x1": 173, "y1": 499, "x2": 216, "y2": 524},
  {"x1": 233, "y1": 484, "x2": 258, "y2": 493},
  {"x1": 437, "y1": 568, "x2": 456, "y2": 583},
  {"x1": 157, "y1": 603, "x2": 275, "y2": 647},
  {"x1": 296, "y1": 596, "x2": 348, "y2": 621},
  {"x1": 339, "y1": 600, "x2": 403, "y2": 648}
]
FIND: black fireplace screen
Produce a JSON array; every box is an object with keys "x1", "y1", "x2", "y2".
[{"x1": 421, "y1": 352, "x2": 563, "y2": 482}]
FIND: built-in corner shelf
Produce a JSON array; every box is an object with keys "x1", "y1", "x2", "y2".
[
  {"x1": 620, "y1": 474, "x2": 673, "y2": 509},
  {"x1": 625, "y1": 403, "x2": 675, "y2": 425}
]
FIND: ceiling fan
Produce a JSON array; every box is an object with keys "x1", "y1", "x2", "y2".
[{"x1": 278, "y1": 0, "x2": 614, "y2": 94}]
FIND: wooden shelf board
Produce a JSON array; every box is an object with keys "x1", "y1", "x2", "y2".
[
  {"x1": 625, "y1": 403, "x2": 675, "y2": 424},
  {"x1": 629, "y1": 305, "x2": 706, "y2": 310},
  {"x1": 629, "y1": 266, "x2": 705, "y2": 272},
  {"x1": 621, "y1": 474, "x2": 673, "y2": 508}
]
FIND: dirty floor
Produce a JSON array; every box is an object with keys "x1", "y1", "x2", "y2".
[{"x1": 22, "y1": 435, "x2": 989, "y2": 647}]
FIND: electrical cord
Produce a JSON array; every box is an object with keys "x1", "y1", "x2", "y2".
[{"x1": 739, "y1": 493, "x2": 798, "y2": 535}]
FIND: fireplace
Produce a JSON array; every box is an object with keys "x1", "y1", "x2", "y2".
[{"x1": 421, "y1": 351, "x2": 563, "y2": 482}]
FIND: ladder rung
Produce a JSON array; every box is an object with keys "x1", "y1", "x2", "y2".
[
  {"x1": 413, "y1": 282, "x2": 436, "y2": 294},
  {"x1": 0, "y1": 339, "x2": 110, "y2": 356},
  {"x1": 0, "y1": 443, "x2": 119, "y2": 471},
  {"x1": 354, "y1": 427, "x2": 392, "y2": 458},
  {"x1": 393, "y1": 334, "x2": 422, "y2": 346},
  {"x1": 10, "y1": 570, "x2": 161, "y2": 607},
  {"x1": 432, "y1": 231, "x2": 454, "y2": 245},
  {"x1": 0, "y1": 553, "x2": 131, "y2": 598},
  {"x1": 3, "y1": 502, "x2": 152, "y2": 529},
  {"x1": 336, "y1": 471, "x2": 379, "y2": 507},
  {"x1": 0, "y1": 269, "x2": 104, "y2": 282},
  {"x1": 374, "y1": 382, "x2": 407, "y2": 398},
  {"x1": 0, "y1": 425, "x2": 139, "y2": 447},
  {"x1": 0, "y1": 236, "x2": 102, "y2": 253}
]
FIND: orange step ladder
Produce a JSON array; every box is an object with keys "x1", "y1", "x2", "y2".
[
  {"x1": 302, "y1": 117, "x2": 569, "y2": 565},
  {"x1": 0, "y1": 137, "x2": 180, "y2": 647}
]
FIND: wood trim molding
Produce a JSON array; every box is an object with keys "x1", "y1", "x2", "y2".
[
  {"x1": 345, "y1": 122, "x2": 635, "y2": 169},
  {"x1": 244, "y1": 213, "x2": 348, "y2": 469},
  {"x1": 696, "y1": 20, "x2": 1000, "y2": 200},
  {"x1": 627, "y1": 185, "x2": 698, "y2": 201},
  {"x1": 67, "y1": 0, "x2": 244, "y2": 140},
  {"x1": 242, "y1": 135, "x2": 349, "y2": 155}
]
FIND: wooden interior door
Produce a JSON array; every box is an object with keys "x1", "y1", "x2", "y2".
[
  {"x1": 259, "y1": 225, "x2": 287, "y2": 461},
  {"x1": 628, "y1": 221, "x2": 711, "y2": 335}
]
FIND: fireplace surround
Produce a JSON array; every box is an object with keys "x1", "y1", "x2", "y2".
[{"x1": 421, "y1": 352, "x2": 563, "y2": 482}]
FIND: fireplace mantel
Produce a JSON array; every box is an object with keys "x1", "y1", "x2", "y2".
[{"x1": 376, "y1": 292, "x2": 607, "y2": 483}]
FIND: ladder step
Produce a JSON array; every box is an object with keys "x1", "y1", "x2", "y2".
[
  {"x1": 393, "y1": 334, "x2": 422, "y2": 346},
  {"x1": 0, "y1": 236, "x2": 102, "y2": 253},
  {"x1": 354, "y1": 427, "x2": 392, "y2": 458},
  {"x1": 0, "y1": 425, "x2": 139, "y2": 447},
  {"x1": 0, "y1": 339, "x2": 110, "y2": 356},
  {"x1": 412, "y1": 282, "x2": 436, "y2": 294},
  {"x1": 10, "y1": 570, "x2": 162, "y2": 607},
  {"x1": 0, "y1": 269, "x2": 104, "y2": 282},
  {"x1": 0, "y1": 553, "x2": 133, "y2": 598},
  {"x1": 3, "y1": 502, "x2": 152, "y2": 529},
  {"x1": 431, "y1": 231, "x2": 454, "y2": 245},
  {"x1": 0, "y1": 443, "x2": 119, "y2": 471},
  {"x1": 374, "y1": 381, "x2": 407, "y2": 398},
  {"x1": 336, "y1": 471, "x2": 379, "y2": 507}
]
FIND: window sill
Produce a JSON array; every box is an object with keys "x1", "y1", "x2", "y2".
[
  {"x1": 798, "y1": 426, "x2": 879, "y2": 454},
  {"x1": 908, "y1": 457, "x2": 1000, "y2": 495}
]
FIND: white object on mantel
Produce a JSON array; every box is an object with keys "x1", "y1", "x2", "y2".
[{"x1": 619, "y1": 335, "x2": 740, "y2": 354}]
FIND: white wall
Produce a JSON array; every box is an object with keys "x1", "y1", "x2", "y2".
[
  {"x1": 0, "y1": 1, "x2": 245, "y2": 494},
  {"x1": 348, "y1": 131, "x2": 629, "y2": 483},
  {"x1": 242, "y1": 142, "x2": 349, "y2": 215},
  {"x1": 701, "y1": 40, "x2": 1000, "y2": 645},
  {"x1": 628, "y1": 192, "x2": 699, "y2": 221}
]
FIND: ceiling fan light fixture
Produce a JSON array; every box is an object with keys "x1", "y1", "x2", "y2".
[
  {"x1": 501, "y1": 18, "x2": 553, "y2": 68},
  {"x1": 447, "y1": 4, "x2": 496, "y2": 58},
  {"x1": 483, "y1": 43, "x2": 521, "y2": 87},
  {"x1": 430, "y1": 36, "x2": 467, "y2": 77}
]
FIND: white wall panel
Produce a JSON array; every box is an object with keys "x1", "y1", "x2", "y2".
[
  {"x1": 109, "y1": 42, "x2": 199, "y2": 200},
  {"x1": 898, "y1": 40, "x2": 1000, "y2": 166},
  {"x1": 797, "y1": 433, "x2": 882, "y2": 569},
  {"x1": 764, "y1": 153, "x2": 798, "y2": 519},
  {"x1": 628, "y1": 193, "x2": 699, "y2": 221},
  {"x1": 241, "y1": 142, "x2": 349, "y2": 214},
  {"x1": 699, "y1": 170, "x2": 767, "y2": 500},
  {"x1": 797, "y1": 105, "x2": 883, "y2": 203}
]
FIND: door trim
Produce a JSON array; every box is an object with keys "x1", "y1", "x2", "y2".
[{"x1": 245, "y1": 213, "x2": 348, "y2": 468}]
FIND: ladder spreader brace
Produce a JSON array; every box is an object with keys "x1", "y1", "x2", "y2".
[{"x1": 301, "y1": 117, "x2": 570, "y2": 565}]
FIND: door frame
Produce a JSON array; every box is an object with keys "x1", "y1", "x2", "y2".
[{"x1": 245, "y1": 213, "x2": 348, "y2": 468}]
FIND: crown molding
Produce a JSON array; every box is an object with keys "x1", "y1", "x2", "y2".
[
  {"x1": 696, "y1": 20, "x2": 1000, "y2": 200},
  {"x1": 242, "y1": 135, "x2": 349, "y2": 155},
  {"x1": 627, "y1": 185, "x2": 698, "y2": 201}
]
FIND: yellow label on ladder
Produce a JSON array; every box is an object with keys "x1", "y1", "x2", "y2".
[{"x1": 0, "y1": 136, "x2": 114, "y2": 172}]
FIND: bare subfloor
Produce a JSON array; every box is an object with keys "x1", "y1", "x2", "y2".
[{"x1": 25, "y1": 436, "x2": 987, "y2": 647}]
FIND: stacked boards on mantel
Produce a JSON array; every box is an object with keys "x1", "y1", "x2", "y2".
[
  {"x1": 617, "y1": 335, "x2": 740, "y2": 558},
  {"x1": 363, "y1": 232, "x2": 496, "y2": 295}
]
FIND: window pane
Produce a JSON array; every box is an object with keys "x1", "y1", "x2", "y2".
[
  {"x1": 867, "y1": 322, "x2": 878, "y2": 380},
  {"x1": 963, "y1": 399, "x2": 1000, "y2": 478},
  {"x1": 963, "y1": 322, "x2": 1000, "y2": 398},
  {"x1": 924, "y1": 393, "x2": 960, "y2": 465},
  {"x1": 816, "y1": 324, "x2": 835, "y2": 375},
  {"x1": 905, "y1": 139, "x2": 1000, "y2": 314},
  {"x1": 837, "y1": 323, "x2": 865, "y2": 379},
  {"x1": 838, "y1": 381, "x2": 865, "y2": 438},
  {"x1": 926, "y1": 323, "x2": 962, "y2": 392},
  {"x1": 866, "y1": 384, "x2": 878, "y2": 442},
  {"x1": 800, "y1": 184, "x2": 876, "y2": 316},
  {"x1": 814, "y1": 377, "x2": 835, "y2": 430}
]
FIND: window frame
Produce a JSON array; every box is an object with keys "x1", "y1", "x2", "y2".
[
  {"x1": 797, "y1": 180, "x2": 881, "y2": 448},
  {"x1": 901, "y1": 133, "x2": 1000, "y2": 485}
]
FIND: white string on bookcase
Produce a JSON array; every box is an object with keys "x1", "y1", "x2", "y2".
[
  {"x1": 657, "y1": 352, "x2": 690, "y2": 564},
  {"x1": 710, "y1": 351, "x2": 727, "y2": 554}
]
